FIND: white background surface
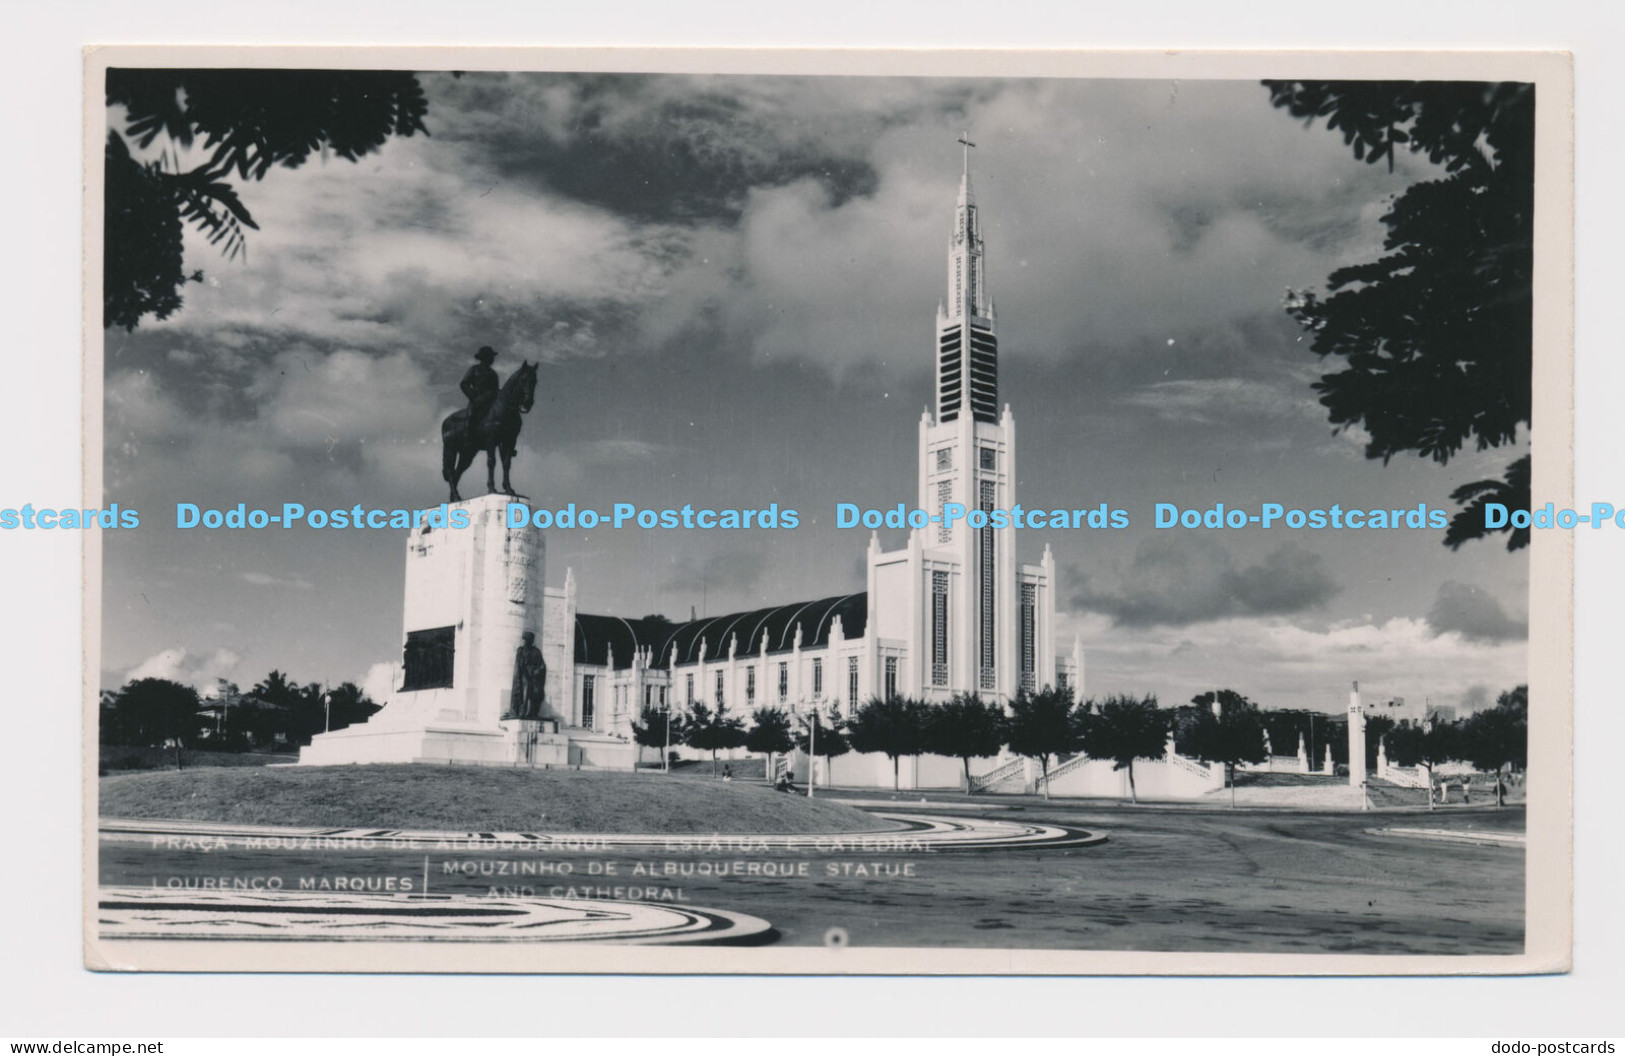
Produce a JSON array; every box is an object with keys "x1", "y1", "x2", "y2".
[{"x1": 3, "y1": 0, "x2": 1619, "y2": 1037}]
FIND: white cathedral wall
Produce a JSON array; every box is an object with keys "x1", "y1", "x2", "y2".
[{"x1": 541, "y1": 587, "x2": 573, "y2": 727}]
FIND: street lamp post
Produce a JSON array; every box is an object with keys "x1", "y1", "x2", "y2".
[
  {"x1": 663, "y1": 699, "x2": 671, "y2": 773},
  {"x1": 323, "y1": 692, "x2": 332, "y2": 733}
]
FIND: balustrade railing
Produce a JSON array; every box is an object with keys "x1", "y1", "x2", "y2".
[{"x1": 968, "y1": 757, "x2": 1026, "y2": 793}]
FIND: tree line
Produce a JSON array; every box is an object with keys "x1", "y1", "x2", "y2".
[
  {"x1": 631, "y1": 683, "x2": 1529, "y2": 804},
  {"x1": 100, "y1": 672, "x2": 380, "y2": 761},
  {"x1": 632, "y1": 687, "x2": 1185, "y2": 801}
]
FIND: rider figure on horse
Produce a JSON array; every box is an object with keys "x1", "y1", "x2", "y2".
[
  {"x1": 444, "y1": 344, "x2": 535, "y2": 502},
  {"x1": 460, "y1": 346, "x2": 500, "y2": 432}
]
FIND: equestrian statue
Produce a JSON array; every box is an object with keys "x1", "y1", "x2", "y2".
[{"x1": 442, "y1": 345, "x2": 538, "y2": 502}]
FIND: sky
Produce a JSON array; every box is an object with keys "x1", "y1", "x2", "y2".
[{"x1": 99, "y1": 71, "x2": 1530, "y2": 715}]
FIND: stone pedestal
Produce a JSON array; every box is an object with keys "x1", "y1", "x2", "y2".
[
  {"x1": 302, "y1": 494, "x2": 562, "y2": 767},
  {"x1": 501, "y1": 719, "x2": 569, "y2": 767}
]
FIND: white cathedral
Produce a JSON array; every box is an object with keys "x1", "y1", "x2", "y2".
[
  {"x1": 304, "y1": 146, "x2": 1083, "y2": 788},
  {"x1": 540, "y1": 148, "x2": 1081, "y2": 785}
]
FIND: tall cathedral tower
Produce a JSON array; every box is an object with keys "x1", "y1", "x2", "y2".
[
  {"x1": 936, "y1": 135, "x2": 998, "y2": 424},
  {"x1": 913, "y1": 135, "x2": 1032, "y2": 702}
]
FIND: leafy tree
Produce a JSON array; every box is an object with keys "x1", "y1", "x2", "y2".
[
  {"x1": 98, "y1": 689, "x2": 127, "y2": 745},
  {"x1": 1362, "y1": 714, "x2": 1397, "y2": 772},
  {"x1": 1259, "y1": 708, "x2": 1338, "y2": 767},
  {"x1": 1088, "y1": 694, "x2": 1169, "y2": 804},
  {"x1": 1265, "y1": 81, "x2": 1534, "y2": 550},
  {"x1": 1185, "y1": 690, "x2": 1269, "y2": 807},
  {"x1": 1460, "y1": 685, "x2": 1528, "y2": 805},
  {"x1": 197, "y1": 680, "x2": 244, "y2": 750},
  {"x1": 1386, "y1": 717, "x2": 1459, "y2": 809},
  {"x1": 228, "y1": 695, "x2": 288, "y2": 748},
  {"x1": 1004, "y1": 685, "x2": 1080, "y2": 800},
  {"x1": 223, "y1": 672, "x2": 377, "y2": 748},
  {"x1": 745, "y1": 707, "x2": 795, "y2": 778},
  {"x1": 275, "y1": 679, "x2": 327, "y2": 746},
  {"x1": 104, "y1": 69, "x2": 429, "y2": 330},
  {"x1": 685, "y1": 700, "x2": 747, "y2": 776},
  {"x1": 250, "y1": 670, "x2": 304, "y2": 709},
  {"x1": 631, "y1": 702, "x2": 684, "y2": 767},
  {"x1": 321, "y1": 682, "x2": 380, "y2": 734},
  {"x1": 108, "y1": 678, "x2": 203, "y2": 767},
  {"x1": 794, "y1": 706, "x2": 851, "y2": 793},
  {"x1": 924, "y1": 692, "x2": 1006, "y2": 792},
  {"x1": 847, "y1": 696, "x2": 930, "y2": 791}
]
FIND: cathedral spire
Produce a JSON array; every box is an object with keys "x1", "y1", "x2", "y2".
[
  {"x1": 946, "y1": 133, "x2": 986, "y2": 322},
  {"x1": 936, "y1": 133, "x2": 997, "y2": 423},
  {"x1": 958, "y1": 131, "x2": 976, "y2": 206}
]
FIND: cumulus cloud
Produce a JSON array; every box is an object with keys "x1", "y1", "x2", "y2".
[
  {"x1": 1426, "y1": 581, "x2": 1528, "y2": 644},
  {"x1": 1058, "y1": 609, "x2": 1526, "y2": 717},
  {"x1": 359, "y1": 662, "x2": 398, "y2": 706},
  {"x1": 123, "y1": 647, "x2": 242, "y2": 691},
  {"x1": 1070, "y1": 537, "x2": 1339, "y2": 627},
  {"x1": 427, "y1": 72, "x2": 909, "y2": 225},
  {"x1": 97, "y1": 72, "x2": 1523, "y2": 715},
  {"x1": 255, "y1": 349, "x2": 437, "y2": 450}
]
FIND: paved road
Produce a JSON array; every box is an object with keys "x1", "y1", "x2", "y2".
[{"x1": 98, "y1": 803, "x2": 1523, "y2": 953}]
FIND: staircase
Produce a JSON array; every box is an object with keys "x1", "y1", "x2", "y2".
[
  {"x1": 1032, "y1": 753, "x2": 1091, "y2": 793},
  {"x1": 969, "y1": 757, "x2": 1027, "y2": 794}
]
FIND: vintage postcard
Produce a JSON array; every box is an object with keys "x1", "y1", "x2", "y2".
[{"x1": 83, "y1": 46, "x2": 1573, "y2": 974}]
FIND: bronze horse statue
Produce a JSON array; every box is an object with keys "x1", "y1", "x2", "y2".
[{"x1": 442, "y1": 361, "x2": 537, "y2": 502}]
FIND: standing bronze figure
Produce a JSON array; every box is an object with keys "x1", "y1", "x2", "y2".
[
  {"x1": 505, "y1": 631, "x2": 548, "y2": 721},
  {"x1": 442, "y1": 347, "x2": 538, "y2": 502}
]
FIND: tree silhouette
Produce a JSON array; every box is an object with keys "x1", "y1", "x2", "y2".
[
  {"x1": 1460, "y1": 685, "x2": 1528, "y2": 805},
  {"x1": 684, "y1": 700, "x2": 747, "y2": 776},
  {"x1": 631, "y1": 702, "x2": 684, "y2": 767},
  {"x1": 924, "y1": 692, "x2": 1006, "y2": 792},
  {"x1": 1386, "y1": 716, "x2": 1459, "y2": 809},
  {"x1": 1004, "y1": 685, "x2": 1080, "y2": 799},
  {"x1": 321, "y1": 682, "x2": 380, "y2": 735},
  {"x1": 1265, "y1": 81, "x2": 1534, "y2": 550},
  {"x1": 104, "y1": 68, "x2": 429, "y2": 330},
  {"x1": 108, "y1": 678, "x2": 202, "y2": 766},
  {"x1": 1088, "y1": 694, "x2": 1168, "y2": 804},
  {"x1": 745, "y1": 707, "x2": 795, "y2": 779},
  {"x1": 793, "y1": 705, "x2": 851, "y2": 792},
  {"x1": 1186, "y1": 689, "x2": 1269, "y2": 806},
  {"x1": 847, "y1": 696, "x2": 930, "y2": 791}
]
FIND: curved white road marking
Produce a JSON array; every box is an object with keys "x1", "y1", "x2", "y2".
[
  {"x1": 97, "y1": 886, "x2": 774, "y2": 945},
  {"x1": 100, "y1": 812, "x2": 1105, "y2": 851}
]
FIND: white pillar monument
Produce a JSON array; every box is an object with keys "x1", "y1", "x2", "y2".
[{"x1": 1347, "y1": 680, "x2": 1366, "y2": 789}]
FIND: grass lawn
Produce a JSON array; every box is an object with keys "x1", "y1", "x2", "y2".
[
  {"x1": 99, "y1": 764, "x2": 881, "y2": 834},
  {"x1": 100, "y1": 745, "x2": 299, "y2": 772}
]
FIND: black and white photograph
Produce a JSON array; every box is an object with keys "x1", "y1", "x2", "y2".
[{"x1": 81, "y1": 48, "x2": 1570, "y2": 974}]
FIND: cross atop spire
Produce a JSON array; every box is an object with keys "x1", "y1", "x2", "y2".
[{"x1": 956, "y1": 132, "x2": 977, "y2": 208}]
